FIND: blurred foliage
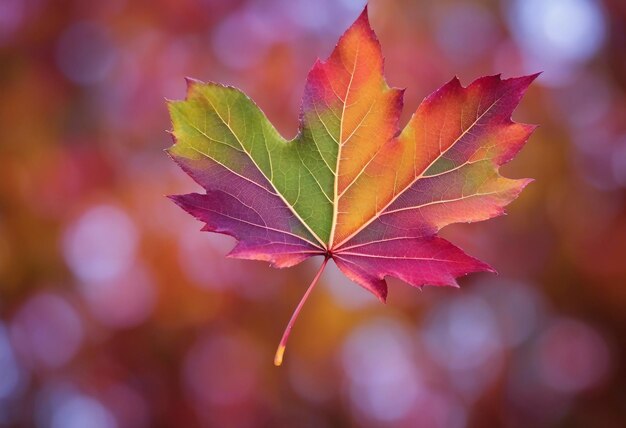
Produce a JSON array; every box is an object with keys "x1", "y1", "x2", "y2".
[{"x1": 1, "y1": 0, "x2": 625, "y2": 427}]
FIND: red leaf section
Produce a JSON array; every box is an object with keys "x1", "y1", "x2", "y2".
[{"x1": 331, "y1": 75, "x2": 537, "y2": 301}]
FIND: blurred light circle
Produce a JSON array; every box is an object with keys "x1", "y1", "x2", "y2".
[
  {"x1": 183, "y1": 334, "x2": 260, "y2": 407},
  {"x1": 62, "y1": 205, "x2": 138, "y2": 284},
  {"x1": 0, "y1": 323, "x2": 26, "y2": 400},
  {"x1": 509, "y1": 0, "x2": 606, "y2": 84},
  {"x1": 342, "y1": 318, "x2": 420, "y2": 422},
  {"x1": 0, "y1": 0, "x2": 25, "y2": 43},
  {"x1": 78, "y1": 266, "x2": 156, "y2": 329},
  {"x1": 423, "y1": 296, "x2": 502, "y2": 371},
  {"x1": 51, "y1": 396, "x2": 117, "y2": 428},
  {"x1": 338, "y1": 0, "x2": 367, "y2": 13},
  {"x1": 284, "y1": 0, "x2": 369, "y2": 36},
  {"x1": 535, "y1": 318, "x2": 610, "y2": 393},
  {"x1": 55, "y1": 22, "x2": 117, "y2": 85},
  {"x1": 511, "y1": 0, "x2": 605, "y2": 63},
  {"x1": 10, "y1": 293, "x2": 83, "y2": 369},
  {"x1": 286, "y1": 0, "x2": 331, "y2": 31},
  {"x1": 477, "y1": 279, "x2": 545, "y2": 348},
  {"x1": 211, "y1": 11, "x2": 271, "y2": 70},
  {"x1": 434, "y1": 3, "x2": 498, "y2": 64}
]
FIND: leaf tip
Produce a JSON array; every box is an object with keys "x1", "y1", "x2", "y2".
[
  {"x1": 184, "y1": 76, "x2": 202, "y2": 87},
  {"x1": 378, "y1": 292, "x2": 388, "y2": 304},
  {"x1": 166, "y1": 193, "x2": 183, "y2": 205},
  {"x1": 184, "y1": 77, "x2": 204, "y2": 97},
  {"x1": 164, "y1": 145, "x2": 176, "y2": 159},
  {"x1": 359, "y1": 4, "x2": 369, "y2": 21},
  {"x1": 352, "y1": 3, "x2": 375, "y2": 34},
  {"x1": 509, "y1": 72, "x2": 542, "y2": 92}
]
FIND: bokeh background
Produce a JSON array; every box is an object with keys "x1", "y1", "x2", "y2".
[{"x1": 1, "y1": 0, "x2": 626, "y2": 426}]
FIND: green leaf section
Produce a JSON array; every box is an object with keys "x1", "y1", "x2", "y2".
[{"x1": 168, "y1": 82, "x2": 335, "y2": 246}]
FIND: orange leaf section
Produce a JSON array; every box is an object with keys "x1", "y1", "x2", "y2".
[
  {"x1": 333, "y1": 75, "x2": 537, "y2": 247},
  {"x1": 304, "y1": 9, "x2": 403, "y2": 244}
]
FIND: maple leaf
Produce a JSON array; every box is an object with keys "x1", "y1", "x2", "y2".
[{"x1": 167, "y1": 6, "x2": 537, "y2": 366}]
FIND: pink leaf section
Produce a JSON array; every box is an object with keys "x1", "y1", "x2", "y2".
[{"x1": 169, "y1": 151, "x2": 324, "y2": 269}]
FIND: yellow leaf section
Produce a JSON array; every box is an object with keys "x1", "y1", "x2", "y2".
[{"x1": 322, "y1": 9, "x2": 403, "y2": 246}]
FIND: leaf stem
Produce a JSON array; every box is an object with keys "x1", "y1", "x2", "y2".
[{"x1": 274, "y1": 256, "x2": 330, "y2": 366}]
